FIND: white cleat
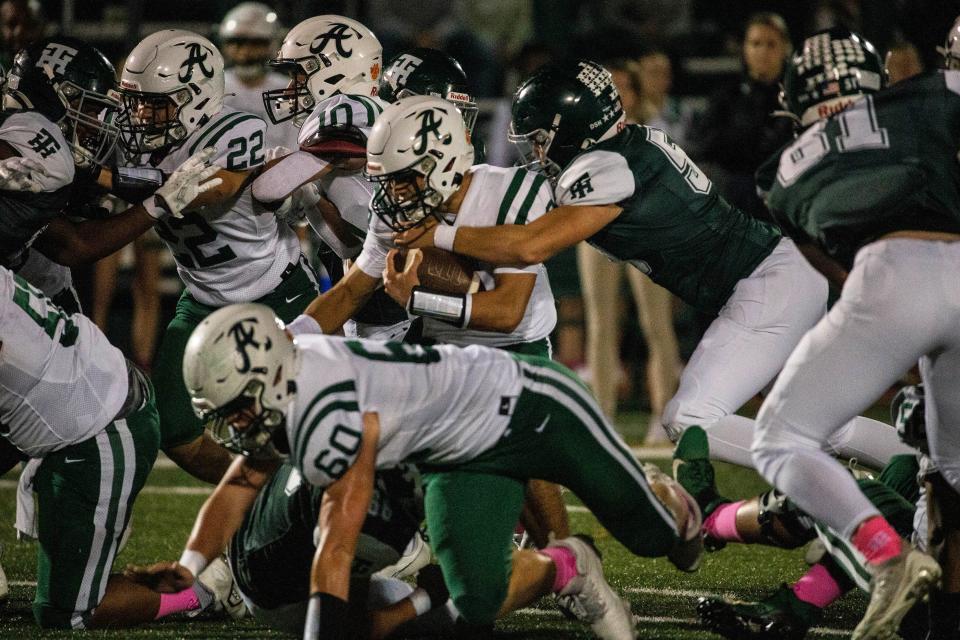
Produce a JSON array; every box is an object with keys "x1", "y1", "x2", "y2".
[
  {"x1": 551, "y1": 535, "x2": 637, "y2": 640},
  {"x1": 193, "y1": 556, "x2": 248, "y2": 620},
  {"x1": 375, "y1": 530, "x2": 432, "y2": 580},
  {"x1": 852, "y1": 547, "x2": 941, "y2": 640}
]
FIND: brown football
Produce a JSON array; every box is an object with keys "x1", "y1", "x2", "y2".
[{"x1": 393, "y1": 247, "x2": 483, "y2": 294}]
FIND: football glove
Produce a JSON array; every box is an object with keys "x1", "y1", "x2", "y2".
[
  {"x1": 0, "y1": 156, "x2": 48, "y2": 192},
  {"x1": 145, "y1": 147, "x2": 222, "y2": 219}
]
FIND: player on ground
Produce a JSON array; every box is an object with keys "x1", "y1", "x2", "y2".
[
  {"x1": 131, "y1": 303, "x2": 706, "y2": 640},
  {"x1": 395, "y1": 58, "x2": 907, "y2": 472},
  {"x1": 115, "y1": 29, "x2": 319, "y2": 484},
  {"x1": 216, "y1": 462, "x2": 456, "y2": 636},
  {"x1": 747, "y1": 28, "x2": 954, "y2": 640},
  {"x1": 0, "y1": 265, "x2": 235, "y2": 628}
]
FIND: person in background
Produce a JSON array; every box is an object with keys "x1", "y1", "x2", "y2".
[
  {"x1": 577, "y1": 57, "x2": 683, "y2": 445},
  {"x1": 693, "y1": 12, "x2": 795, "y2": 223},
  {"x1": 219, "y1": 1, "x2": 297, "y2": 151},
  {"x1": 0, "y1": 0, "x2": 42, "y2": 67},
  {"x1": 885, "y1": 39, "x2": 925, "y2": 84},
  {"x1": 636, "y1": 50, "x2": 692, "y2": 148}
]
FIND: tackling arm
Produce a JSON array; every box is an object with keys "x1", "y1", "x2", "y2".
[
  {"x1": 300, "y1": 263, "x2": 380, "y2": 334},
  {"x1": 396, "y1": 203, "x2": 623, "y2": 266}
]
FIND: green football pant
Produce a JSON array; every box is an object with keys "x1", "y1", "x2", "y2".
[
  {"x1": 422, "y1": 355, "x2": 678, "y2": 624},
  {"x1": 32, "y1": 389, "x2": 160, "y2": 628},
  {"x1": 152, "y1": 262, "x2": 317, "y2": 450}
]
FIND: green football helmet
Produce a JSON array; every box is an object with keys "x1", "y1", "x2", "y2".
[
  {"x1": 509, "y1": 59, "x2": 624, "y2": 179},
  {"x1": 781, "y1": 27, "x2": 884, "y2": 127},
  {"x1": 378, "y1": 48, "x2": 478, "y2": 134}
]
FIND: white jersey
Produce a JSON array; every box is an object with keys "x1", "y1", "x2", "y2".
[
  {"x1": 223, "y1": 69, "x2": 299, "y2": 152},
  {"x1": 355, "y1": 164, "x2": 557, "y2": 347},
  {"x1": 299, "y1": 93, "x2": 385, "y2": 255},
  {"x1": 0, "y1": 110, "x2": 75, "y2": 266},
  {"x1": 146, "y1": 107, "x2": 302, "y2": 306},
  {"x1": 287, "y1": 335, "x2": 522, "y2": 487},
  {"x1": 0, "y1": 266, "x2": 127, "y2": 456}
]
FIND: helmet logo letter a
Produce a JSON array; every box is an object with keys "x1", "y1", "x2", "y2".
[
  {"x1": 413, "y1": 109, "x2": 444, "y2": 154},
  {"x1": 37, "y1": 43, "x2": 78, "y2": 76},
  {"x1": 228, "y1": 318, "x2": 271, "y2": 374},
  {"x1": 310, "y1": 23, "x2": 361, "y2": 57},
  {"x1": 178, "y1": 42, "x2": 215, "y2": 82}
]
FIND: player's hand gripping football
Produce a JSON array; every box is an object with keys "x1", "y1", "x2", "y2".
[
  {"x1": 0, "y1": 156, "x2": 49, "y2": 192},
  {"x1": 383, "y1": 248, "x2": 422, "y2": 308},
  {"x1": 393, "y1": 216, "x2": 438, "y2": 249},
  {"x1": 153, "y1": 147, "x2": 223, "y2": 218},
  {"x1": 123, "y1": 560, "x2": 196, "y2": 593}
]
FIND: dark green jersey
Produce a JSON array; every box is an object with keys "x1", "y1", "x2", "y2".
[
  {"x1": 766, "y1": 71, "x2": 960, "y2": 267},
  {"x1": 555, "y1": 125, "x2": 781, "y2": 314}
]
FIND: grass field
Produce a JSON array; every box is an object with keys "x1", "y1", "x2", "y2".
[{"x1": 0, "y1": 411, "x2": 874, "y2": 639}]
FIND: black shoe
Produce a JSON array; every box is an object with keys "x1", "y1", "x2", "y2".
[{"x1": 696, "y1": 584, "x2": 821, "y2": 640}]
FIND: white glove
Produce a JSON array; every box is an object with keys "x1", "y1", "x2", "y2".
[
  {"x1": 274, "y1": 182, "x2": 321, "y2": 225},
  {"x1": 0, "y1": 156, "x2": 49, "y2": 192},
  {"x1": 264, "y1": 145, "x2": 292, "y2": 162},
  {"x1": 143, "y1": 147, "x2": 223, "y2": 219}
]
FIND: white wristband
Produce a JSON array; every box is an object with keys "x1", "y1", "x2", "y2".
[
  {"x1": 409, "y1": 587, "x2": 432, "y2": 616},
  {"x1": 178, "y1": 549, "x2": 208, "y2": 578},
  {"x1": 434, "y1": 224, "x2": 457, "y2": 251},
  {"x1": 286, "y1": 313, "x2": 323, "y2": 336},
  {"x1": 141, "y1": 195, "x2": 166, "y2": 220},
  {"x1": 461, "y1": 293, "x2": 472, "y2": 329}
]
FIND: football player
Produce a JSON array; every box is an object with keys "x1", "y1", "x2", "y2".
[
  {"x1": 395, "y1": 58, "x2": 908, "y2": 473},
  {"x1": 218, "y1": 1, "x2": 297, "y2": 151},
  {"x1": 131, "y1": 302, "x2": 705, "y2": 640},
  {"x1": 209, "y1": 462, "x2": 455, "y2": 636},
  {"x1": 115, "y1": 29, "x2": 320, "y2": 484},
  {"x1": 0, "y1": 36, "x2": 221, "y2": 313},
  {"x1": 0, "y1": 265, "x2": 229, "y2": 628},
  {"x1": 746, "y1": 27, "x2": 957, "y2": 639}
]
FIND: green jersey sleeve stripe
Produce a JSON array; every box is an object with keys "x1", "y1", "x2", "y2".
[
  {"x1": 496, "y1": 169, "x2": 526, "y2": 225},
  {"x1": 187, "y1": 112, "x2": 247, "y2": 156},
  {"x1": 514, "y1": 174, "x2": 546, "y2": 225},
  {"x1": 295, "y1": 400, "x2": 361, "y2": 466},
  {"x1": 203, "y1": 114, "x2": 262, "y2": 154},
  {"x1": 293, "y1": 380, "x2": 356, "y2": 455}
]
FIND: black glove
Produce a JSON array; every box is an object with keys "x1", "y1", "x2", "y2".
[{"x1": 303, "y1": 592, "x2": 349, "y2": 640}]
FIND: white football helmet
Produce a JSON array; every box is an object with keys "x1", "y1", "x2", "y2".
[
  {"x1": 263, "y1": 15, "x2": 381, "y2": 127},
  {"x1": 182, "y1": 303, "x2": 300, "y2": 458},
  {"x1": 218, "y1": 2, "x2": 279, "y2": 42},
  {"x1": 940, "y1": 16, "x2": 960, "y2": 70},
  {"x1": 365, "y1": 95, "x2": 474, "y2": 231},
  {"x1": 117, "y1": 30, "x2": 225, "y2": 155}
]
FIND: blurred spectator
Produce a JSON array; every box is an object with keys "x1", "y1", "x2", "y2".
[
  {"x1": 367, "y1": 0, "x2": 498, "y2": 96},
  {"x1": 885, "y1": 39, "x2": 924, "y2": 84},
  {"x1": 635, "y1": 50, "x2": 693, "y2": 148},
  {"x1": 577, "y1": 58, "x2": 682, "y2": 443},
  {"x1": 219, "y1": 1, "x2": 298, "y2": 151},
  {"x1": 0, "y1": 0, "x2": 43, "y2": 67},
  {"x1": 692, "y1": 11, "x2": 794, "y2": 223}
]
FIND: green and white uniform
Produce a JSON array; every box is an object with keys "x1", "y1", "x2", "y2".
[
  {"x1": 228, "y1": 463, "x2": 430, "y2": 635},
  {"x1": 0, "y1": 110, "x2": 80, "y2": 311},
  {"x1": 0, "y1": 265, "x2": 159, "y2": 628},
  {"x1": 553, "y1": 125, "x2": 828, "y2": 467},
  {"x1": 296, "y1": 93, "x2": 410, "y2": 339},
  {"x1": 753, "y1": 70, "x2": 960, "y2": 536},
  {"x1": 357, "y1": 165, "x2": 557, "y2": 353},
  {"x1": 285, "y1": 335, "x2": 678, "y2": 624},
  {"x1": 144, "y1": 107, "x2": 317, "y2": 451}
]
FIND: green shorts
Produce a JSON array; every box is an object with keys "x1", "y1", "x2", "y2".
[
  {"x1": 421, "y1": 355, "x2": 678, "y2": 624},
  {"x1": 153, "y1": 262, "x2": 317, "y2": 450},
  {"x1": 33, "y1": 384, "x2": 160, "y2": 629}
]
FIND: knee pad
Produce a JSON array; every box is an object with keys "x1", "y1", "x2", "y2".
[{"x1": 756, "y1": 489, "x2": 816, "y2": 549}]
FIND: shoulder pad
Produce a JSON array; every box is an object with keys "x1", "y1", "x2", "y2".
[
  {"x1": 555, "y1": 149, "x2": 634, "y2": 207},
  {"x1": 185, "y1": 109, "x2": 267, "y2": 171},
  {"x1": 0, "y1": 111, "x2": 74, "y2": 191},
  {"x1": 299, "y1": 94, "x2": 384, "y2": 145}
]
